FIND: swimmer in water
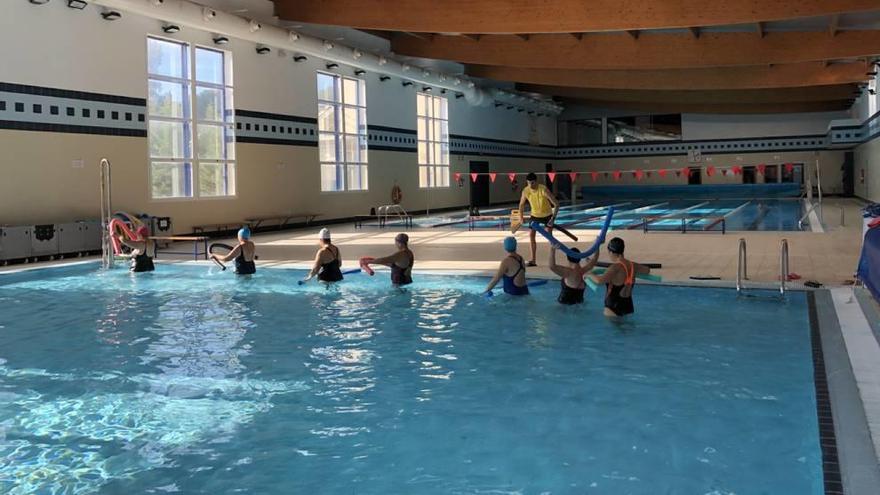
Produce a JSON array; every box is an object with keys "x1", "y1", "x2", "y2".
[
  {"x1": 210, "y1": 227, "x2": 256, "y2": 275},
  {"x1": 113, "y1": 225, "x2": 156, "y2": 273},
  {"x1": 549, "y1": 243, "x2": 599, "y2": 305},
  {"x1": 484, "y1": 236, "x2": 529, "y2": 296},
  {"x1": 301, "y1": 228, "x2": 343, "y2": 284},
  {"x1": 361, "y1": 233, "x2": 414, "y2": 286},
  {"x1": 587, "y1": 237, "x2": 650, "y2": 317}
]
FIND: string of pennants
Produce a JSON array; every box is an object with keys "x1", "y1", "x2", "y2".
[{"x1": 453, "y1": 163, "x2": 797, "y2": 184}]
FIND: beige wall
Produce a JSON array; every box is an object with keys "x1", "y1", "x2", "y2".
[{"x1": 854, "y1": 137, "x2": 880, "y2": 202}]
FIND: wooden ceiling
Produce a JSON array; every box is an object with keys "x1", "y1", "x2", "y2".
[{"x1": 273, "y1": 0, "x2": 880, "y2": 113}]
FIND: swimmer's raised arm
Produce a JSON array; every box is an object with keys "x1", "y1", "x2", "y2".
[
  {"x1": 580, "y1": 249, "x2": 599, "y2": 271},
  {"x1": 548, "y1": 245, "x2": 568, "y2": 278}
]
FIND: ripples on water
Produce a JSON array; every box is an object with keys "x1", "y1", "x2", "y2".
[{"x1": 0, "y1": 264, "x2": 823, "y2": 494}]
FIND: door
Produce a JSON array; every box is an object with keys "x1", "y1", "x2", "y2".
[
  {"x1": 842, "y1": 152, "x2": 854, "y2": 196},
  {"x1": 781, "y1": 163, "x2": 803, "y2": 184},
  {"x1": 556, "y1": 170, "x2": 572, "y2": 202},
  {"x1": 469, "y1": 161, "x2": 490, "y2": 208},
  {"x1": 688, "y1": 167, "x2": 702, "y2": 185},
  {"x1": 742, "y1": 166, "x2": 756, "y2": 184},
  {"x1": 764, "y1": 165, "x2": 779, "y2": 183}
]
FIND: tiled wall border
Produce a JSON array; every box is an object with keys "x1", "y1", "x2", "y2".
[{"x1": 1, "y1": 81, "x2": 878, "y2": 158}]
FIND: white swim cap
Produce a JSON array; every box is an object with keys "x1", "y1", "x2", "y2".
[{"x1": 318, "y1": 228, "x2": 331, "y2": 240}]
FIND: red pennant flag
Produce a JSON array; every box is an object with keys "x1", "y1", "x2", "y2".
[
  {"x1": 613, "y1": 170, "x2": 622, "y2": 181},
  {"x1": 508, "y1": 172, "x2": 517, "y2": 183},
  {"x1": 470, "y1": 173, "x2": 478, "y2": 183},
  {"x1": 635, "y1": 170, "x2": 644, "y2": 181},
  {"x1": 547, "y1": 172, "x2": 556, "y2": 183},
  {"x1": 784, "y1": 163, "x2": 794, "y2": 173},
  {"x1": 590, "y1": 171, "x2": 599, "y2": 182},
  {"x1": 489, "y1": 172, "x2": 497, "y2": 183},
  {"x1": 706, "y1": 166, "x2": 715, "y2": 177},
  {"x1": 757, "y1": 164, "x2": 766, "y2": 175},
  {"x1": 454, "y1": 172, "x2": 461, "y2": 182},
  {"x1": 732, "y1": 166, "x2": 742, "y2": 175},
  {"x1": 658, "y1": 169, "x2": 667, "y2": 178},
  {"x1": 569, "y1": 172, "x2": 578, "y2": 182}
]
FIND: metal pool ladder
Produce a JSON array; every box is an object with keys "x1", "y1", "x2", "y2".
[
  {"x1": 779, "y1": 239, "x2": 789, "y2": 296},
  {"x1": 736, "y1": 238, "x2": 789, "y2": 297},
  {"x1": 99, "y1": 158, "x2": 113, "y2": 269}
]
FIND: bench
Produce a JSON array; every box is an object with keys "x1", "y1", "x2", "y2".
[
  {"x1": 150, "y1": 236, "x2": 210, "y2": 260},
  {"x1": 354, "y1": 214, "x2": 414, "y2": 229},
  {"x1": 192, "y1": 222, "x2": 245, "y2": 235},
  {"x1": 244, "y1": 213, "x2": 321, "y2": 230}
]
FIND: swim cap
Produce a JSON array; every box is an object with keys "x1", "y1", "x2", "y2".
[
  {"x1": 135, "y1": 225, "x2": 149, "y2": 239},
  {"x1": 566, "y1": 247, "x2": 581, "y2": 264},
  {"x1": 607, "y1": 237, "x2": 625, "y2": 255},
  {"x1": 526, "y1": 172, "x2": 538, "y2": 182},
  {"x1": 237, "y1": 227, "x2": 251, "y2": 239},
  {"x1": 395, "y1": 233, "x2": 409, "y2": 245},
  {"x1": 503, "y1": 236, "x2": 517, "y2": 252},
  {"x1": 318, "y1": 228, "x2": 331, "y2": 240}
]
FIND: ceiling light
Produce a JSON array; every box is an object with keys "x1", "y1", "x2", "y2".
[
  {"x1": 379, "y1": 75, "x2": 391, "y2": 81},
  {"x1": 255, "y1": 46, "x2": 271, "y2": 54},
  {"x1": 326, "y1": 63, "x2": 339, "y2": 69},
  {"x1": 293, "y1": 55, "x2": 307, "y2": 62},
  {"x1": 352, "y1": 49, "x2": 362, "y2": 59},
  {"x1": 213, "y1": 36, "x2": 229, "y2": 45},
  {"x1": 323, "y1": 40, "x2": 334, "y2": 50},
  {"x1": 67, "y1": 0, "x2": 87, "y2": 9},
  {"x1": 288, "y1": 31, "x2": 300, "y2": 42},
  {"x1": 248, "y1": 20, "x2": 261, "y2": 32},
  {"x1": 401, "y1": 64, "x2": 411, "y2": 72},
  {"x1": 422, "y1": 69, "x2": 431, "y2": 77},
  {"x1": 29, "y1": 0, "x2": 51, "y2": 5},
  {"x1": 402, "y1": 81, "x2": 413, "y2": 87},
  {"x1": 100, "y1": 10, "x2": 121, "y2": 20},
  {"x1": 162, "y1": 24, "x2": 180, "y2": 33},
  {"x1": 202, "y1": 8, "x2": 216, "y2": 21},
  {"x1": 453, "y1": 78, "x2": 461, "y2": 85},
  {"x1": 354, "y1": 69, "x2": 366, "y2": 76},
  {"x1": 422, "y1": 86, "x2": 432, "y2": 92},
  {"x1": 467, "y1": 82, "x2": 475, "y2": 88},
  {"x1": 378, "y1": 56, "x2": 388, "y2": 65}
]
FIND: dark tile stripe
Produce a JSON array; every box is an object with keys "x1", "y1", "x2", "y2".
[
  {"x1": 368, "y1": 124, "x2": 417, "y2": 135},
  {"x1": 0, "y1": 81, "x2": 145, "y2": 106},
  {"x1": 235, "y1": 136, "x2": 317, "y2": 147},
  {"x1": 807, "y1": 292, "x2": 842, "y2": 495},
  {"x1": 0, "y1": 120, "x2": 146, "y2": 137},
  {"x1": 235, "y1": 109, "x2": 317, "y2": 124}
]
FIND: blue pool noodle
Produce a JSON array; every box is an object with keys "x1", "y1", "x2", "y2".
[{"x1": 530, "y1": 207, "x2": 615, "y2": 260}]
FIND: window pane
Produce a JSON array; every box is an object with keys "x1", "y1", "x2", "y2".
[
  {"x1": 199, "y1": 161, "x2": 233, "y2": 196},
  {"x1": 321, "y1": 163, "x2": 343, "y2": 191},
  {"x1": 151, "y1": 162, "x2": 190, "y2": 198},
  {"x1": 433, "y1": 120, "x2": 441, "y2": 143},
  {"x1": 440, "y1": 120, "x2": 449, "y2": 142},
  {"x1": 224, "y1": 88, "x2": 235, "y2": 123},
  {"x1": 148, "y1": 80, "x2": 186, "y2": 118},
  {"x1": 149, "y1": 121, "x2": 186, "y2": 158},
  {"x1": 147, "y1": 38, "x2": 185, "y2": 78},
  {"x1": 432, "y1": 142, "x2": 441, "y2": 165},
  {"x1": 195, "y1": 86, "x2": 223, "y2": 122},
  {"x1": 439, "y1": 167, "x2": 449, "y2": 187},
  {"x1": 418, "y1": 141, "x2": 427, "y2": 164},
  {"x1": 195, "y1": 48, "x2": 224, "y2": 84},
  {"x1": 319, "y1": 133, "x2": 337, "y2": 162},
  {"x1": 344, "y1": 107, "x2": 358, "y2": 134},
  {"x1": 432, "y1": 97, "x2": 441, "y2": 119},
  {"x1": 224, "y1": 125, "x2": 236, "y2": 160},
  {"x1": 317, "y1": 73, "x2": 337, "y2": 101},
  {"x1": 343, "y1": 78, "x2": 359, "y2": 105},
  {"x1": 358, "y1": 83, "x2": 366, "y2": 109},
  {"x1": 440, "y1": 142, "x2": 450, "y2": 165},
  {"x1": 439, "y1": 98, "x2": 448, "y2": 120},
  {"x1": 417, "y1": 117, "x2": 427, "y2": 140},
  {"x1": 318, "y1": 103, "x2": 336, "y2": 132},
  {"x1": 417, "y1": 94, "x2": 426, "y2": 116},
  {"x1": 347, "y1": 164, "x2": 367, "y2": 191},
  {"x1": 358, "y1": 109, "x2": 367, "y2": 134},
  {"x1": 344, "y1": 135, "x2": 360, "y2": 163},
  {"x1": 197, "y1": 124, "x2": 224, "y2": 160},
  {"x1": 359, "y1": 136, "x2": 368, "y2": 163},
  {"x1": 419, "y1": 165, "x2": 428, "y2": 188}
]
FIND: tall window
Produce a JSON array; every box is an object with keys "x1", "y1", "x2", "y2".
[
  {"x1": 317, "y1": 72, "x2": 368, "y2": 192},
  {"x1": 147, "y1": 37, "x2": 235, "y2": 199},
  {"x1": 417, "y1": 93, "x2": 449, "y2": 188}
]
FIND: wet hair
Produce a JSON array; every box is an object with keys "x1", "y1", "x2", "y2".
[
  {"x1": 607, "y1": 237, "x2": 625, "y2": 255},
  {"x1": 566, "y1": 247, "x2": 581, "y2": 264},
  {"x1": 395, "y1": 233, "x2": 409, "y2": 245},
  {"x1": 526, "y1": 172, "x2": 538, "y2": 182}
]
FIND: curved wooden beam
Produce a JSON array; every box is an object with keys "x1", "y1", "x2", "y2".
[
  {"x1": 468, "y1": 62, "x2": 869, "y2": 90},
  {"x1": 273, "y1": 0, "x2": 880, "y2": 34},
  {"x1": 392, "y1": 31, "x2": 880, "y2": 70},
  {"x1": 518, "y1": 84, "x2": 858, "y2": 104},
  {"x1": 559, "y1": 99, "x2": 851, "y2": 114}
]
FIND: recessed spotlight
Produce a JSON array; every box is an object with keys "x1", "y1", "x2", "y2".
[
  {"x1": 255, "y1": 46, "x2": 271, "y2": 54},
  {"x1": 422, "y1": 86, "x2": 432, "y2": 92},
  {"x1": 249, "y1": 20, "x2": 261, "y2": 32},
  {"x1": 213, "y1": 36, "x2": 229, "y2": 45},
  {"x1": 293, "y1": 55, "x2": 307, "y2": 62},
  {"x1": 326, "y1": 63, "x2": 339, "y2": 69},
  {"x1": 402, "y1": 81, "x2": 413, "y2": 87},
  {"x1": 401, "y1": 64, "x2": 411, "y2": 72},
  {"x1": 162, "y1": 24, "x2": 180, "y2": 34},
  {"x1": 467, "y1": 82, "x2": 475, "y2": 88},
  {"x1": 378, "y1": 56, "x2": 388, "y2": 65},
  {"x1": 67, "y1": 0, "x2": 87, "y2": 9},
  {"x1": 379, "y1": 75, "x2": 391, "y2": 81},
  {"x1": 202, "y1": 8, "x2": 216, "y2": 21},
  {"x1": 453, "y1": 78, "x2": 462, "y2": 85},
  {"x1": 288, "y1": 31, "x2": 300, "y2": 42},
  {"x1": 352, "y1": 49, "x2": 362, "y2": 60},
  {"x1": 455, "y1": 92, "x2": 464, "y2": 99},
  {"x1": 354, "y1": 69, "x2": 366, "y2": 76},
  {"x1": 100, "y1": 10, "x2": 121, "y2": 20}
]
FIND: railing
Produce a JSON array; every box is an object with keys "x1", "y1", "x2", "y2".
[
  {"x1": 99, "y1": 158, "x2": 113, "y2": 269},
  {"x1": 798, "y1": 201, "x2": 822, "y2": 230},
  {"x1": 779, "y1": 239, "x2": 789, "y2": 295},
  {"x1": 736, "y1": 238, "x2": 747, "y2": 294}
]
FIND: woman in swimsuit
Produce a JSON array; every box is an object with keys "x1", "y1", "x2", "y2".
[
  {"x1": 548, "y1": 243, "x2": 598, "y2": 305},
  {"x1": 301, "y1": 228, "x2": 343, "y2": 284},
  {"x1": 587, "y1": 237, "x2": 650, "y2": 317},
  {"x1": 210, "y1": 227, "x2": 257, "y2": 275},
  {"x1": 361, "y1": 233, "x2": 414, "y2": 286},
  {"x1": 114, "y1": 225, "x2": 156, "y2": 273},
  {"x1": 484, "y1": 236, "x2": 529, "y2": 296}
]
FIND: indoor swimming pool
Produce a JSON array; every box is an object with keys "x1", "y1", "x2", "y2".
[{"x1": 0, "y1": 263, "x2": 827, "y2": 494}]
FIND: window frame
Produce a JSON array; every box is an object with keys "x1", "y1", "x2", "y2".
[
  {"x1": 316, "y1": 71, "x2": 369, "y2": 193},
  {"x1": 416, "y1": 92, "x2": 450, "y2": 189}
]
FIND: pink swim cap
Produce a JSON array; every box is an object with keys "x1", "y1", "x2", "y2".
[{"x1": 136, "y1": 225, "x2": 149, "y2": 239}]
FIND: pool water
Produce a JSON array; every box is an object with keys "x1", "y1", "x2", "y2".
[{"x1": 0, "y1": 264, "x2": 823, "y2": 494}]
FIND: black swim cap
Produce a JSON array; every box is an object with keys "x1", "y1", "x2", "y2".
[
  {"x1": 607, "y1": 237, "x2": 625, "y2": 255},
  {"x1": 526, "y1": 172, "x2": 538, "y2": 182},
  {"x1": 566, "y1": 247, "x2": 581, "y2": 264}
]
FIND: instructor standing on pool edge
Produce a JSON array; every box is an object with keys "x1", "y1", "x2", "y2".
[{"x1": 518, "y1": 172, "x2": 560, "y2": 266}]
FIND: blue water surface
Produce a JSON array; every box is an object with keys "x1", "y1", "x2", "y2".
[{"x1": 0, "y1": 263, "x2": 822, "y2": 494}]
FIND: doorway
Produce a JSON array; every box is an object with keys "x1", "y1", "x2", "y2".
[
  {"x1": 469, "y1": 161, "x2": 490, "y2": 208},
  {"x1": 688, "y1": 167, "x2": 702, "y2": 185},
  {"x1": 742, "y1": 166, "x2": 756, "y2": 184},
  {"x1": 843, "y1": 152, "x2": 854, "y2": 196},
  {"x1": 764, "y1": 165, "x2": 779, "y2": 183}
]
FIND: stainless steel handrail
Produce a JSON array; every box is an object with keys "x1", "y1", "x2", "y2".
[
  {"x1": 99, "y1": 158, "x2": 113, "y2": 269},
  {"x1": 736, "y1": 238, "x2": 747, "y2": 294},
  {"x1": 779, "y1": 239, "x2": 789, "y2": 295},
  {"x1": 798, "y1": 201, "x2": 822, "y2": 230}
]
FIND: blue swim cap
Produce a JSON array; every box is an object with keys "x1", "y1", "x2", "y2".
[
  {"x1": 238, "y1": 227, "x2": 251, "y2": 239},
  {"x1": 503, "y1": 236, "x2": 517, "y2": 252}
]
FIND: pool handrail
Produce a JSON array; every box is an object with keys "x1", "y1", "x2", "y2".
[
  {"x1": 99, "y1": 158, "x2": 113, "y2": 270},
  {"x1": 736, "y1": 238, "x2": 748, "y2": 294},
  {"x1": 780, "y1": 239, "x2": 789, "y2": 295}
]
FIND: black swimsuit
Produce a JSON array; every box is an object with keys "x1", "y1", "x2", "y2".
[
  {"x1": 605, "y1": 261, "x2": 635, "y2": 316},
  {"x1": 234, "y1": 245, "x2": 256, "y2": 275},
  {"x1": 391, "y1": 250, "x2": 413, "y2": 286},
  {"x1": 502, "y1": 255, "x2": 529, "y2": 296},
  {"x1": 130, "y1": 243, "x2": 155, "y2": 273},
  {"x1": 318, "y1": 246, "x2": 343, "y2": 282},
  {"x1": 558, "y1": 278, "x2": 585, "y2": 305}
]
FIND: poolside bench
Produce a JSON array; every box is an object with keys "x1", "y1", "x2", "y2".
[
  {"x1": 244, "y1": 213, "x2": 321, "y2": 230},
  {"x1": 150, "y1": 236, "x2": 210, "y2": 260},
  {"x1": 192, "y1": 222, "x2": 245, "y2": 235}
]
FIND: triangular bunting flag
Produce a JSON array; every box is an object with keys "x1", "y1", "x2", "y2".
[
  {"x1": 635, "y1": 170, "x2": 644, "y2": 181},
  {"x1": 569, "y1": 172, "x2": 578, "y2": 182},
  {"x1": 732, "y1": 166, "x2": 742, "y2": 175},
  {"x1": 658, "y1": 169, "x2": 667, "y2": 178},
  {"x1": 613, "y1": 170, "x2": 622, "y2": 181},
  {"x1": 454, "y1": 172, "x2": 461, "y2": 182},
  {"x1": 470, "y1": 173, "x2": 478, "y2": 183},
  {"x1": 508, "y1": 172, "x2": 517, "y2": 183},
  {"x1": 757, "y1": 164, "x2": 766, "y2": 175},
  {"x1": 489, "y1": 172, "x2": 497, "y2": 183},
  {"x1": 680, "y1": 167, "x2": 689, "y2": 177},
  {"x1": 706, "y1": 166, "x2": 715, "y2": 177},
  {"x1": 784, "y1": 163, "x2": 794, "y2": 173},
  {"x1": 547, "y1": 172, "x2": 556, "y2": 183}
]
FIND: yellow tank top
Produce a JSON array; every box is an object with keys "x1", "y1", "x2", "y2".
[{"x1": 525, "y1": 184, "x2": 552, "y2": 217}]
